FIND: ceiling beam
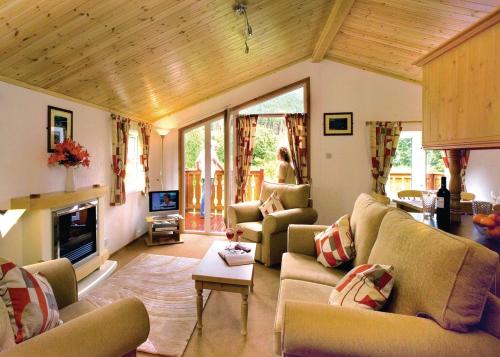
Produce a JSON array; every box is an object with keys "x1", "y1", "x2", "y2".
[{"x1": 311, "y1": 0, "x2": 355, "y2": 63}]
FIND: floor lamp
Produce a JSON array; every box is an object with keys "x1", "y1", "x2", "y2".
[{"x1": 155, "y1": 128, "x2": 170, "y2": 190}]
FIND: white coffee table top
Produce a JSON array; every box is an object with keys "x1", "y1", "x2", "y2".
[{"x1": 192, "y1": 241, "x2": 256, "y2": 286}]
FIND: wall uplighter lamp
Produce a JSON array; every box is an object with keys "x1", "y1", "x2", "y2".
[{"x1": 0, "y1": 209, "x2": 26, "y2": 238}]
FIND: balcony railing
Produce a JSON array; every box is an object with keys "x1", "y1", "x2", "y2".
[
  {"x1": 388, "y1": 172, "x2": 445, "y2": 193},
  {"x1": 184, "y1": 169, "x2": 265, "y2": 212}
]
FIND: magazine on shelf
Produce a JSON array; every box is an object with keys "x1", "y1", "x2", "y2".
[{"x1": 218, "y1": 249, "x2": 254, "y2": 266}]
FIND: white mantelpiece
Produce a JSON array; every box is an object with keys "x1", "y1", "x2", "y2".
[{"x1": 11, "y1": 186, "x2": 109, "y2": 281}]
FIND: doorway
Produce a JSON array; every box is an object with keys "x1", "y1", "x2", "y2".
[{"x1": 181, "y1": 114, "x2": 227, "y2": 234}]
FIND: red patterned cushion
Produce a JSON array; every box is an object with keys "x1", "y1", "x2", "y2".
[
  {"x1": 0, "y1": 259, "x2": 62, "y2": 343},
  {"x1": 259, "y1": 191, "x2": 285, "y2": 217},
  {"x1": 329, "y1": 264, "x2": 394, "y2": 310},
  {"x1": 314, "y1": 215, "x2": 354, "y2": 267}
]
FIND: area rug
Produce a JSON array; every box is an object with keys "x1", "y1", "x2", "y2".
[{"x1": 82, "y1": 253, "x2": 210, "y2": 356}]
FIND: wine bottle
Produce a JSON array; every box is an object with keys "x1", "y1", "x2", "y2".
[{"x1": 436, "y1": 176, "x2": 451, "y2": 231}]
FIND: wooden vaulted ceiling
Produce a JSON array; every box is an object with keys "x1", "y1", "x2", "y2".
[{"x1": 0, "y1": 1, "x2": 498, "y2": 122}]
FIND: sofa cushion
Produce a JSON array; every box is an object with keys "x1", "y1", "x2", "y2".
[
  {"x1": 0, "y1": 299, "x2": 15, "y2": 352},
  {"x1": 274, "y1": 279, "x2": 332, "y2": 351},
  {"x1": 328, "y1": 264, "x2": 395, "y2": 311},
  {"x1": 479, "y1": 293, "x2": 500, "y2": 338},
  {"x1": 59, "y1": 300, "x2": 96, "y2": 323},
  {"x1": 368, "y1": 209, "x2": 499, "y2": 332},
  {"x1": 314, "y1": 215, "x2": 355, "y2": 268},
  {"x1": 259, "y1": 191, "x2": 285, "y2": 217},
  {"x1": 350, "y1": 193, "x2": 391, "y2": 266},
  {"x1": 281, "y1": 253, "x2": 348, "y2": 287},
  {"x1": 236, "y1": 222, "x2": 262, "y2": 243},
  {"x1": 260, "y1": 182, "x2": 310, "y2": 209},
  {"x1": 0, "y1": 258, "x2": 62, "y2": 343}
]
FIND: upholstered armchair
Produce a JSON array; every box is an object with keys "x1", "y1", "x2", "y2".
[
  {"x1": 0, "y1": 258, "x2": 150, "y2": 357},
  {"x1": 227, "y1": 182, "x2": 318, "y2": 266}
]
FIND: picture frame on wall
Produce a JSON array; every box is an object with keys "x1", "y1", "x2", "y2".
[
  {"x1": 47, "y1": 106, "x2": 73, "y2": 152},
  {"x1": 324, "y1": 112, "x2": 353, "y2": 136}
]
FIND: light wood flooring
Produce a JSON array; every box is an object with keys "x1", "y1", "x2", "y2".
[{"x1": 110, "y1": 234, "x2": 281, "y2": 357}]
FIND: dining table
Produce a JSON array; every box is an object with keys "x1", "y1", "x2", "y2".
[{"x1": 392, "y1": 197, "x2": 472, "y2": 215}]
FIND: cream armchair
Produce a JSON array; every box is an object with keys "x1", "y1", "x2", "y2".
[
  {"x1": 227, "y1": 182, "x2": 317, "y2": 266},
  {"x1": 0, "y1": 258, "x2": 150, "y2": 357}
]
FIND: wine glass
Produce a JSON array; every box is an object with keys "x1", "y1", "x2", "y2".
[
  {"x1": 236, "y1": 227, "x2": 244, "y2": 242},
  {"x1": 225, "y1": 228, "x2": 235, "y2": 250},
  {"x1": 491, "y1": 190, "x2": 500, "y2": 204}
]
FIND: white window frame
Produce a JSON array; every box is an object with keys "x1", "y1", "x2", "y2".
[{"x1": 125, "y1": 127, "x2": 145, "y2": 193}]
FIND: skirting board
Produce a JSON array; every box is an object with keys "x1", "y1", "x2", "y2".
[{"x1": 78, "y1": 260, "x2": 117, "y2": 298}]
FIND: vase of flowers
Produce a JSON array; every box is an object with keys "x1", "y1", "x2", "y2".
[{"x1": 48, "y1": 139, "x2": 90, "y2": 192}]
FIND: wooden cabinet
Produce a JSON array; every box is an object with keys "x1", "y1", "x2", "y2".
[{"x1": 416, "y1": 10, "x2": 500, "y2": 149}]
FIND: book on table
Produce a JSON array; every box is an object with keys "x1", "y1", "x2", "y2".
[{"x1": 218, "y1": 249, "x2": 254, "y2": 266}]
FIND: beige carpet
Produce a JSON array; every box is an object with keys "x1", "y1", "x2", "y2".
[{"x1": 82, "y1": 253, "x2": 210, "y2": 356}]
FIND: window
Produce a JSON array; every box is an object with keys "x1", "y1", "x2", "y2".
[
  {"x1": 125, "y1": 128, "x2": 145, "y2": 193},
  {"x1": 237, "y1": 85, "x2": 306, "y2": 184},
  {"x1": 387, "y1": 130, "x2": 447, "y2": 196}
]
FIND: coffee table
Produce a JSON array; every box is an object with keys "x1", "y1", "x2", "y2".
[{"x1": 192, "y1": 240, "x2": 256, "y2": 335}]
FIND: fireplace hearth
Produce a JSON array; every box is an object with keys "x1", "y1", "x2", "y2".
[{"x1": 52, "y1": 200, "x2": 98, "y2": 266}]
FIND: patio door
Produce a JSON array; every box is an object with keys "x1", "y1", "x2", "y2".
[{"x1": 182, "y1": 114, "x2": 227, "y2": 234}]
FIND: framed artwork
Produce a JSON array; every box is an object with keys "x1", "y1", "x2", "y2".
[
  {"x1": 47, "y1": 106, "x2": 73, "y2": 152},
  {"x1": 324, "y1": 112, "x2": 353, "y2": 136}
]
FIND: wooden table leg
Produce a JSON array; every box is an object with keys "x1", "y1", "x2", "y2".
[
  {"x1": 241, "y1": 292, "x2": 248, "y2": 335},
  {"x1": 196, "y1": 286, "x2": 203, "y2": 330},
  {"x1": 251, "y1": 269, "x2": 254, "y2": 292}
]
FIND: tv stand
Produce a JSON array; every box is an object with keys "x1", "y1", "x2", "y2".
[{"x1": 145, "y1": 215, "x2": 183, "y2": 246}]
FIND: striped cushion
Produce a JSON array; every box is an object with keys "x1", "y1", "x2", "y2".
[
  {"x1": 314, "y1": 215, "x2": 354, "y2": 267},
  {"x1": 259, "y1": 191, "x2": 285, "y2": 217},
  {"x1": 329, "y1": 264, "x2": 394, "y2": 310},
  {"x1": 0, "y1": 259, "x2": 62, "y2": 343}
]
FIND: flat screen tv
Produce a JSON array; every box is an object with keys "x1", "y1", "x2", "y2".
[{"x1": 149, "y1": 190, "x2": 179, "y2": 213}]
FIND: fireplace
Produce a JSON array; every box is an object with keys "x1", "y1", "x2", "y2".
[{"x1": 52, "y1": 200, "x2": 98, "y2": 267}]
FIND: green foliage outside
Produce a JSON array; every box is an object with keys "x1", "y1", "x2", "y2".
[
  {"x1": 392, "y1": 137, "x2": 445, "y2": 172},
  {"x1": 184, "y1": 123, "x2": 225, "y2": 170},
  {"x1": 239, "y1": 87, "x2": 304, "y2": 114}
]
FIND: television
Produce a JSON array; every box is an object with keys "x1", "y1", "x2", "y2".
[{"x1": 149, "y1": 190, "x2": 179, "y2": 213}]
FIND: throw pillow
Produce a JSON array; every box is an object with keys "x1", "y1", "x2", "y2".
[
  {"x1": 259, "y1": 191, "x2": 285, "y2": 217},
  {"x1": 329, "y1": 264, "x2": 394, "y2": 310},
  {"x1": 0, "y1": 300, "x2": 15, "y2": 352},
  {"x1": 0, "y1": 258, "x2": 62, "y2": 343},
  {"x1": 314, "y1": 214, "x2": 355, "y2": 267}
]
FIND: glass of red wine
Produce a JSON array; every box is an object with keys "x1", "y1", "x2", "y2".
[
  {"x1": 225, "y1": 228, "x2": 235, "y2": 250},
  {"x1": 236, "y1": 228, "x2": 244, "y2": 242}
]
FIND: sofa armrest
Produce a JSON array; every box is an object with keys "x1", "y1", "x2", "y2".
[
  {"x1": 263, "y1": 208, "x2": 318, "y2": 236},
  {"x1": 1, "y1": 297, "x2": 150, "y2": 357},
  {"x1": 227, "y1": 201, "x2": 262, "y2": 226},
  {"x1": 24, "y1": 258, "x2": 77, "y2": 309},
  {"x1": 287, "y1": 224, "x2": 328, "y2": 256},
  {"x1": 282, "y1": 301, "x2": 500, "y2": 357}
]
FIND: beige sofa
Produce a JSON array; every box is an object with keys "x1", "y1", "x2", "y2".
[
  {"x1": 275, "y1": 193, "x2": 500, "y2": 356},
  {"x1": 228, "y1": 182, "x2": 318, "y2": 266},
  {"x1": 0, "y1": 258, "x2": 150, "y2": 357}
]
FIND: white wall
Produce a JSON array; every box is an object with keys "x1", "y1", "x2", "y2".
[
  {"x1": 0, "y1": 81, "x2": 155, "y2": 263},
  {"x1": 466, "y1": 149, "x2": 500, "y2": 202},
  {"x1": 156, "y1": 60, "x2": 423, "y2": 223}
]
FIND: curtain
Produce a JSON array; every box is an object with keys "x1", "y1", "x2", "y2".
[
  {"x1": 235, "y1": 115, "x2": 258, "y2": 203},
  {"x1": 110, "y1": 114, "x2": 130, "y2": 206},
  {"x1": 285, "y1": 113, "x2": 309, "y2": 184},
  {"x1": 138, "y1": 122, "x2": 152, "y2": 194},
  {"x1": 369, "y1": 121, "x2": 402, "y2": 195},
  {"x1": 443, "y1": 149, "x2": 470, "y2": 191}
]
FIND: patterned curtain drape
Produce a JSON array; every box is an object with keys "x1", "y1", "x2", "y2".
[
  {"x1": 285, "y1": 113, "x2": 309, "y2": 184},
  {"x1": 368, "y1": 121, "x2": 402, "y2": 195},
  {"x1": 235, "y1": 115, "x2": 258, "y2": 203},
  {"x1": 138, "y1": 122, "x2": 152, "y2": 194},
  {"x1": 110, "y1": 114, "x2": 130, "y2": 206},
  {"x1": 442, "y1": 149, "x2": 470, "y2": 191}
]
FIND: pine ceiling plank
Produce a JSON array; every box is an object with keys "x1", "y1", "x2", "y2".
[
  {"x1": 45, "y1": 0, "x2": 327, "y2": 96},
  {"x1": 325, "y1": 54, "x2": 420, "y2": 83},
  {"x1": 311, "y1": 0, "x2": 355, "y2": 62}
]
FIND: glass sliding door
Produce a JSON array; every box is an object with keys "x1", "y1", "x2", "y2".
[{"x1": 183, "y1": 115, "x2": 226, "y2": 234}]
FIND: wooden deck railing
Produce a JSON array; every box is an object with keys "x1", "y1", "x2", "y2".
[
  {"x1": 184, "y1": 169, "x2": 264, "y2": 212},
  {"x1": 388, "y1": 172, "x2": 444, "y2": 192}
]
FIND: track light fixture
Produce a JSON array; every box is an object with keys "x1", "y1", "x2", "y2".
[{"x1": 234, "y1": 2, "x2": 253, "y2": 54}]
